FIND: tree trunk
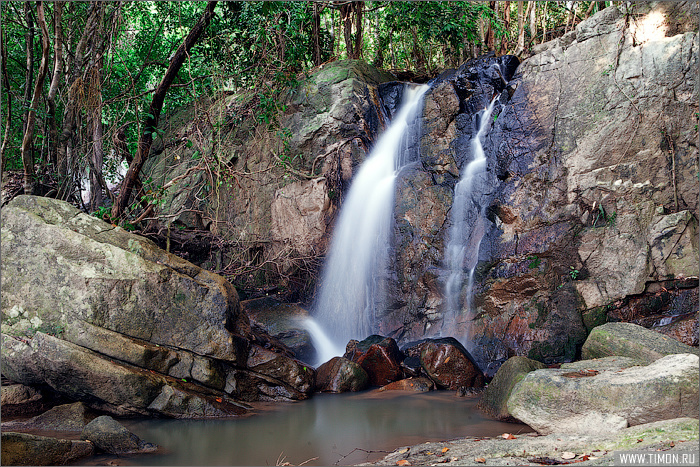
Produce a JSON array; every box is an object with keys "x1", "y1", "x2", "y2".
[
  {"x1": 529, "y1": 1, "x2": 537, "y2": 49},
  {"x1": 514, "y1": 1, "x2": 525, "y2": 56},
  {"x1": 47, "y1": 1, "x2": 63, "y2": 169},
  {"x1": 311, "y1": 2, "x2": 323, "y2": 66},
  {"x1": 486, "y1": 2, "x2": 497, "y2": 51},
  {"x1": 354, "y1": 1, "x2": 363, "y2": 59},
  {"x1": 339, "y1": 2, "x2": 355, "y2": 59},
  {"x1": 1, "y1": 28, "x2": 12, "y2": 171},
  {"x1": 112, "y1": 1, "x2": 218, "y2": 220},
  {"x1": 21, "y1": 1, "x2": 50, "y2": 195},
  {"x1": 500, "y1": 1, "x2": 510, "y2": 54},
  {"x1": 22, "y1": 3, "x2": 35, "y2": 153}
]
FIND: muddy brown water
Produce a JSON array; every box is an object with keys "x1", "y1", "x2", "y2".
[{"x1": 75, "y1": 390, "x2": 531, "y2": 466}]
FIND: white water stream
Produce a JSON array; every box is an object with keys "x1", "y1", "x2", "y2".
[
  {"x1": 307, "y1": 84, "x2": 429, "y2": 366},
  {"x1": 442, "y1": 95, "x2": 500, "y2": 347}
]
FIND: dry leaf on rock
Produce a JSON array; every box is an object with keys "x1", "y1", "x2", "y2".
[
  {"x1": 501, "y1": 433, "x2": 516, "y2": 439},
  {"x1": 396, "y1": 460, "x2": 411, "y2": 466},
  {"x1": 474, "y1": 458, "x2": 486, "y2": 463},
  {"x1": 561, "y1": 452, "x2": 576, "y2": 459}
]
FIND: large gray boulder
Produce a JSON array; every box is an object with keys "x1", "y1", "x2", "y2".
[
  {"x1": 477, "y1": 356, "x2": 545, "y2": 421},
  {"x1": 507, "y1": 353, "x2": 699, "y2": 435},
  {"x1": 582, "y1": 322, "x2": 700, "y2": 363},
  {"x1": 1, "y1": 195, "x2": 250, "y2": 362},
  {"x1": 1, "y1": 196, "x2": 315, "y2": 417}
]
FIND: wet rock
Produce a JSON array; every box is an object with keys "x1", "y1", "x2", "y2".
[
  {"x1": 417, "y1": 338, "x2": 484, "y2": 390},
  {"x1": 242, "y1": 296, "x2": 316, "y2": 364},
  {"x1": 477, "y1": 356, "x2": 545, "y2": 421},
  {"x1": 1, "y1": 402, "x2": 93, "y2": 432},
  {"x1": 81, "y1": 415, "x2": 157, "y2": 455},
  {"x1": 656, "y1": 311, "x2": 699, "y2": 347},
  {"x1": 1, "y1": 432, "x2": 93, "y2": 466},
  {"x1": 246, "y1": 344, "x2": 315, "y2": 399},
  {"x1": 2, "y1": 332, "x2": 247, "y2": 418},
  {"x1": 316, "y1": 357, "x2": 369, "y2": 393},
  {"x1": 378, "y1": 377, "x2": 434, "y2": 393},
  {"x1": 507, "y1": 353, "x2": 699, "y2": 435},
  {"x1": 0, "y1": 383, "x2": 44, "y2": 418},
  {"x1": 345, "y1": 336, "x2": 404, "y2": 386},
  {"x1": 582, "y1": 322, "x2": 699, "y2": 364}
]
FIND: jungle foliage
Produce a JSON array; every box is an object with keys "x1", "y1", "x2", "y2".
[{"x1": 1, "y1": 1, "x2": 615, "y2": 220}]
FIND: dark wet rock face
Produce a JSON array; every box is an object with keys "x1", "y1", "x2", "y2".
[
  {"x1": 344, "y1": 335, "x2": 405, "y2": 387},
  {"x1": 378, "y1": 3, "x2": 698, "y2": 375},
  {"x1": 315, "y1": 357, "x2": 369, "y2": 393}
]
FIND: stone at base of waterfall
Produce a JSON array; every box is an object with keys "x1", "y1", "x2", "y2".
[
  {"x1": 582, "y1": 322, "x2": 700, "y2": 364},
  {"x1": 241, "y1": 296, "x2": 317, "y2": 364},
  {"x1": 0, "y1": 383, "x2": 45, "y2": 418},
  {"x1": 378, "y1": 377, "x2": 435, "y2": 392},
  {"x1": 477, "y1": 356, "x2": 546, "y2": 421},
  {"x1": 316, "y1": 357, "x2": 369, "y2": 393},
  {"x1": 1, "y1": 402, "x2": 94, "y2": 432},
  {"x1": 345, "y1": 336, "x2": 405, "y2": 386},
  {"x1": 1, "y1": 432, "x2": 94, "y2": 466},
  {"x1": 415, "y1": 338, "x2": 484, "y2": 390},
  {"x1": 507, "y1": 353, "x2": 699, "y2": 435},
  {"x1": 81, "y1": 415, "x2": 158, "y2": 455}
]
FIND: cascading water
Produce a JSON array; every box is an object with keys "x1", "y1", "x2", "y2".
[
  {"x1": 442, "y1": 94, "x2": 500, "y2": 349},
  {"x1": 308, "y1": 84, "x2": 429, "y2": 365}
]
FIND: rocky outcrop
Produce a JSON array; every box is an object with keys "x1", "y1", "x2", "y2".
[
  {"x1": 582, "y1": 322, "x2": 700, "y2": 363},
  {"x1": 507, "y1": 353, "x2": 699, "y2": 435},
  {"x1": 1, "y1": 196, "x2": 315, "y2": 417},
  {"x1": 143, "y1": 60, "x2": 396, "y2": 297},
  {"x1": 1, "y1": 402, "x2": 94, "y2": 432},
  {"x1": 378, "y1": 2, "x2": 699, "y2": 374}
]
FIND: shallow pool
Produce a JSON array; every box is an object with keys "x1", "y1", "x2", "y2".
[{"x1": 117, "y1": 390, "x2": 530, "y2": 466}]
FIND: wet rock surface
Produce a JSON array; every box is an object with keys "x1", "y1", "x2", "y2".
[
  {"x1": 345, "y1": 335, "x2": 405, "y2": 387},
  {"x1": 315, "y1": 356, "x2": 369, "y2": 393},
  {"x1": 378, "y1": 2, "x2": 699, "y2": 374}
]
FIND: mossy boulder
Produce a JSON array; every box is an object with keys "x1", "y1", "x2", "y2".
[
  {"x1": 582, "y1": 322, "x2": 700, "y2": 363},
  {"x1": 507, "y1": 353, "x2": 699, "y2": 435},
  {"x1": 477, "y1": 356, "x2": 545, "y2": 421}
]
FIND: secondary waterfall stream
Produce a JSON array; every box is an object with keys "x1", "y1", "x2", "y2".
[
  {"x1": 442, "y1": 94, "x2": 500, "y2": 349},
  {"x1": 308, "y1": 84, "x2": 429, "y2": 364}
]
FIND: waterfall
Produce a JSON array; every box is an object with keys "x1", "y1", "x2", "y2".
[
  {"x1": 442, "y1": 95, "x2": 500, "y2": 348},
  {"x1": 307, "y1": 84, "x2": 429, "y2": 366}
]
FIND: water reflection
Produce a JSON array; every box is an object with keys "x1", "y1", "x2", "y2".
[{"x1": 122, "y1": 391, "x2": 530, "y2": 466}]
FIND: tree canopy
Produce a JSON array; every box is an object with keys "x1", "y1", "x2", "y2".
[{"x1": 1, "y1": 1, "x2": 616, "y2": 219}]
